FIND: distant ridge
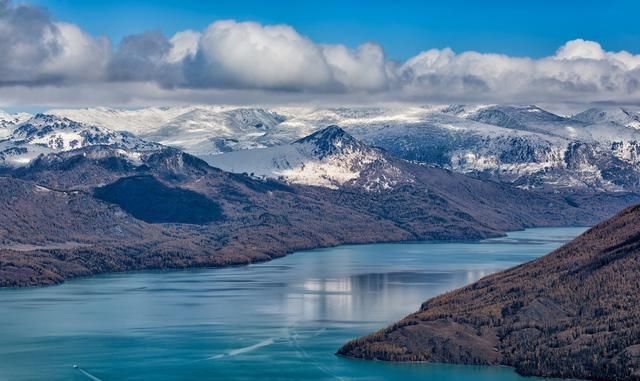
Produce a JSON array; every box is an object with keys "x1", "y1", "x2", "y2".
[{"x1": 43, "y1": 103, "x2": 640, "y2": 192}]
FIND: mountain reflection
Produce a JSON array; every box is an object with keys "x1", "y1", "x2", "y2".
[{"x1": 287, "y1": 269, "x2": 499, "y2": 324}]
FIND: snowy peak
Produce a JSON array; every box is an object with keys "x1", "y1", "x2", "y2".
[
  {"x1": 572, "y1": 107, "x2": 640, "y2": 129},
  {"x1": 217, "y1": 107, "x2": 286, "y2": 130},
  {"x1": 207, "y1": 126, "x2": 412, "y2": 191},
  {"x1": 440, "y1": 104, "x2": 493, "y2": 118},
  {"x1": 293, "y1": 125, "x2": 367, "y2": 158},
  {"x1": 0, "y1": 114, "x2": 162, "y2": 167},
  {"x1": 13, "y1": 114, "x2": 85, "y2": 142},
  {"x1": 0, "y1": 110, "x2": 31, "y2": 124},
  {"x1": 296, "y1": 125, "x2": 352, "y2": 143},
  {"x1": 465, "y1": 105, "x2": 569, "y2": 131},
  {"x1": 11, "y1": 114, "x2": 158, "y2": 151},
  {"x1": 49, "y1": 106, "x2": 291, "y2": 156},
  {"x1": 47, "y1": 106, "x2": 199, "y2": 134},
  {"x1": 163, "y1": 107, "x2": 286, "y2": 133},
  {"x1": 0, "y1": 110, "x2": 31, "y2": 138},
  {"x1": 34, "y1": 103, "x2": 640, "y2": 192},
  {"x1": 146, "y1": 107, "x2": 289, "y2": 153}
]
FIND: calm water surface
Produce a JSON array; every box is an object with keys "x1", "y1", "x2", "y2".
[{"x1": 0, "y1": 227, "x2": 586, "y2": 381}]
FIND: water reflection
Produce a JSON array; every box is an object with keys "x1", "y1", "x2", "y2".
[{"x1": 285, "y1": 269, "x2": 502, "y2": 324}]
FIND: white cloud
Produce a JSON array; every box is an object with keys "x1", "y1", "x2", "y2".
[
  {"x1": 1, "y1": 0, "x2": 640, "y2": 106},
  {"x1": 555, "y1": 39, "x2": 606, "y2": 60},
  {"x1": 554, "y1": 39, "x2": 640, "y2": 70},
  {"x1": 190, "y1": 20, "x2": 334, "y2": 90},
  {"x1": 165, "y1": 30, "x2": 200, "y2": 64},
  {"x1": 321, "y1": 42, "x2": 390, "y2": 91},
  {"x1": 396, "y1": 40, "x2": 640, "y2": 103},
  {"x1": 42, "y1": 22, "x2": 111, "y2": 81},
  {"x1": 179, "y1": 20, "x2": 395, "y2": 93},
  {"x1": 0, "y1": 1, "x2": 110, "y2": 84}
]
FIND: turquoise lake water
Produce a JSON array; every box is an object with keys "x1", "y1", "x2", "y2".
[{"x1": 0, "y1": 227, "x2": 586, "y2": 381}]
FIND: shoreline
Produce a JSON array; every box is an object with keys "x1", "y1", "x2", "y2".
[
  {"x1": 0, "y1": 226, "x2": 589, "y2": 290},
  {"x1": 334, "y1": 354, "x2": 588, "y2": 381}
]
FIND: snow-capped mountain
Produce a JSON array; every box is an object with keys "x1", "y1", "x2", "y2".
[
  {"x1": 47, "y1": 106, "x2": 197, "y2": 135},
  {"x1": 49, "y1": 106, "x2": 291, "y2": 156},
  {"x1": 410, "y1": 105, "x2": 640, "y2": 191},
  {"x1": 47, "y1": 104, "x2": 640, "y2": 192},
  {"x1": 303, "y1": 105, "x2": 640, "y2": 192},
  {"x1": 0, "y1": 114, "x2": 161, "y2": 167},
  {"x1": 0, "y1": 110, "x2": 31, "y2": 139},
  {"x1": 207, "y1": 126, "x2": 412, "y2": 190},
  {"x1": 144, "y1": 107, "x2": 287, "y2": 154},
  {"x1": 48, "y1": 105, "x2": 442, "y2": 156},
  {"x1": 456, "y1": 104, "x2": 640, "y2": 142},
  {"x1": 461, "y1": 104, "x2": 571, "y2": 133},
  {"x1": 572, "y1": 107, "x2": 640, "y2": 129}
]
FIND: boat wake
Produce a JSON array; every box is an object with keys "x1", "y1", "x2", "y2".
[
  {"x1": 208, "y1": 338, "x2": 276, "y2": 359},
  {"x1": 287, "y1": 325, "x2": 345, "y2": 381},
  {"x1": 73, "y1": 365, "x2": 104, "y2": 381}
]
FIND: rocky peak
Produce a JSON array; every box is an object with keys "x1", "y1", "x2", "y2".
[
  {"x1": 294, "y1": 125, "x2": 366, "y2": 158},
  {"x1": 12, "y1": 114, "x2": 82, "y2": 139}
]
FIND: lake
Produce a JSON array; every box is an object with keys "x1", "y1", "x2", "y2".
[{"x1": 0, "y1": 227, "x2": 586, "y2": 381}]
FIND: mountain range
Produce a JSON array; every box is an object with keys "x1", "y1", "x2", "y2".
[
  {"x1": 27, "y1": 104, "x2": 640, "y2": 193},
  {"x1": 1, "y1": 112, "x2": 637, "y2": 287}
]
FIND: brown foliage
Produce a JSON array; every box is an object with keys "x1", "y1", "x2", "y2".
[{"x1": 339, "y1": 204, "x2": 640, "y2": 381}]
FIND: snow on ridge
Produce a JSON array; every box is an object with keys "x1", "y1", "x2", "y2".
[
  {"x1": 48, "y1": 105, "x2": 201, "y2": 134},
  {"x1": 0, "y1": 110, "x2": 32, "y2": 139},
  {"x1": 0, "y1": 110, "x2": 32, "y2": 124},
  {"x1": 30, "y1": 104, "x2": 640, "y2": 192},
  {"x1": 50, "y1": 105, "x2": 293, "y2": 157},
  {"x1": 572, "y1": 107, "x2": 640, "y2": 129},
  {"x1": 0, "y1": 113, "x2": 162, "y2": 167}
]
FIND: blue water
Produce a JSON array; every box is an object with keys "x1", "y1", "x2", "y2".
[{"x1": 0, "y1": 227, "x2": 586, "y2": 381}]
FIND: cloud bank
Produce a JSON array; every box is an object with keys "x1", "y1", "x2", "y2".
[{"x1": 1, "y1": 0, "x2": 640, "y2": 106}]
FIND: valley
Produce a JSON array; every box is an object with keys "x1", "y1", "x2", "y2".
[
  {"x1": 1, "y1": 107, "x2": 639, "y2": 288},
  {"x1": 1, "y1": 2, "x2": 638, "y2": 380}
]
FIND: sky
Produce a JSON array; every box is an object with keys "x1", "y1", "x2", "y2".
[
  {"x1": 2, "y1": 0, "x2": 640, "y2": 109},
  {"x1": 27, "y1": 0, "x2": 640, "y2": 60}
]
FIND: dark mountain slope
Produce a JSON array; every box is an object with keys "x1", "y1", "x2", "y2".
[
  {"x1": 0, "y1": 147, "x2": 412, "y2": 287},
  {"x1": 338, "y1": 204, "x2": 640, "y2": 381},
  {"x1": 93, "y1": 175, "x2": 224, "y2": 224}
]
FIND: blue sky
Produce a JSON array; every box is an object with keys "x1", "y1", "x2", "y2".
[{"x1": 28, "y1": 0, "x2": 639, "y2": 61}]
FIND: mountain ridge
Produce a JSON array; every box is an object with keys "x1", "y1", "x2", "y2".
[{"x1": 0, "y1": 113, "x2": 161, "y2": 167}]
